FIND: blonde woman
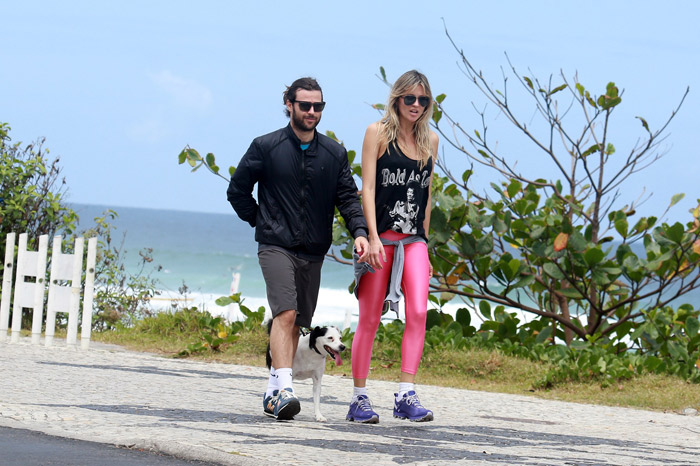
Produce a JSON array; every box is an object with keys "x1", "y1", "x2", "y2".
[{"x1": 348, "y1": 70, "x2": 438, "y2": 423}]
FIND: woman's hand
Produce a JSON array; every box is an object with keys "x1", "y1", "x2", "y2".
[{"x1": 367, "y1": 236, "x2": 386, "y2": 270}]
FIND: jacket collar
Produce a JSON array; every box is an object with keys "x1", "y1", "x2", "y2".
[{"x1": 285, "y1": 123, "x2": 318, "y2": 156}]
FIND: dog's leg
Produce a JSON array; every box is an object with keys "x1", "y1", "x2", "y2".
[{"x1": 312, "y1": 373, "x2": 326, "y2": 422}]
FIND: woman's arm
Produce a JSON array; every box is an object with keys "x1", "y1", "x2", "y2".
[
  {"x1": 423, "y1": 131, "x2": 439, "y2": 277},
  {"x1": 422, "y1": 131, "x2": 439, "y2": 235},
  {"x1": 360, "y1": 122, "x2": 386, "y2": 269}
]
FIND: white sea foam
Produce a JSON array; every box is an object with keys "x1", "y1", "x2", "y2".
[{"x1": 148, "y1": 286, "x2": 529, "y2": 331}]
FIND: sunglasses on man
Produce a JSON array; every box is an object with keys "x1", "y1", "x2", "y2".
[
  {"x1": 293, "y1": 100, "x2": 326, "y2": 112},
  {"x1": 402, "y1": 95, "x2": 431, "y2": 108}
]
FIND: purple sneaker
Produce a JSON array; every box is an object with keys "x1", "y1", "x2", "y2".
[
  {"x1": 393, "y1": 391, "x2": 433, "y2": 422},
  {"x1": 346, "y1": 395, "x2": 379, "y2": 423}
]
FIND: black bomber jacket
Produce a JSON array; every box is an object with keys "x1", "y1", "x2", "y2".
[{"x1": 227, "y1": 124, "x2": 368, "y2": 260}]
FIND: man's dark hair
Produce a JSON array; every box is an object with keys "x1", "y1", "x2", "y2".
[{"x1": 283, "y1": 77, "x2": 323, "y2": 117}]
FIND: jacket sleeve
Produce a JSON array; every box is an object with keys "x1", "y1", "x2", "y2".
[
  {"x1": 227, "y1": 140, "x2": 263, "y2": 227},
  {"x1": 335, "y1": 149, "x2": 368, "y2": 239}
]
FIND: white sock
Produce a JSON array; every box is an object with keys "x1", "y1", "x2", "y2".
[
  {"x1": 265, "y1": 367, "x2": 277, "y2": 398},
  {"x1": 276, "y1": 368, "x2": 294, "y2": 392},
  {"x1": 398, "y1": 382, "x2": 414, "y2": 399},
  {"x1": 352, "y1": 386, "x2": 368, "y2": 402}
]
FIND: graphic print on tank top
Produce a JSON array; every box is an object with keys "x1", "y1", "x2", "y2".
[
  {"x1": 376, "y1": 143, "x2": 432, "y2": 237},
  {"x1": 388, "y1": 181, "x2": 420, "y2": 233}
]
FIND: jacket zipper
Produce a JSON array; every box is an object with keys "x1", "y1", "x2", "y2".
[{"x1": 299, "y1": 145, "x2": 306, "y2": 248}]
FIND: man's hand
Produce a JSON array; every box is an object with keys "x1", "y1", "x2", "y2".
[{"x1": 354, "y1": 236, "x2": 370, "y2": 263}]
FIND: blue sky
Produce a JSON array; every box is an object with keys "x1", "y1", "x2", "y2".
[{"x1": 3, "y1": 1, "x2": 698, "y2": 224}]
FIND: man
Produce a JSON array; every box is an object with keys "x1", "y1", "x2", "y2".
[{"x1": 227, "y1": 77, "x2": 369, "y2": 421}]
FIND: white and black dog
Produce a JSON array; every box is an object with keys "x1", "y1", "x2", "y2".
[{"x1": 266, "y1": 321, "x2": 346, "y2": 422}]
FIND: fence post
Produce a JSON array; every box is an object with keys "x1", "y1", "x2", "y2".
[
  {"x1": 81, "y1": 237, "x2": 97, "y2": 349},
  {"x1": 0, "y1": 232, "x2": 16, "y2": 342},
  {"x1": 11, "y1": 234, "x2": 49, "y2": 344},
  {"x1": 45, "y1": 236, "x2": 85, "y2": 347}
]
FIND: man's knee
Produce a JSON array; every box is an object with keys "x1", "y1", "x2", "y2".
[{"x1": 273, "y1": 309, "x2": 297, "y2": 329}]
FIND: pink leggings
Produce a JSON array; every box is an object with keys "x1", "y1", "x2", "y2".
[{"x1": 352, "y1": 230, "x2": 430, "y2": 379}]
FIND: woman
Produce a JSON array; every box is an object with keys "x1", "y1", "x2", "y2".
[{"x1": 348, "y1": 70, "x2": 438, "y2": 423}]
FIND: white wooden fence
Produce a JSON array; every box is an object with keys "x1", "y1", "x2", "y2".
[{"x1": 0, "y1": 232, "x2": 97, "y2": 349}]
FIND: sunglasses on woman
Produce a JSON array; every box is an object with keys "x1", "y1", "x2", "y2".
[
  {"x1": 402, "y1": 95, "x2": 431, "y2": 108},
  {"x1": 293, "y1": 100, "x2": 326, "y2": 112}
]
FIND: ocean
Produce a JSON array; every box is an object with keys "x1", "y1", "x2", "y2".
[{"x1": 72, "y1": 203, "x2": 365, "y2": 327}]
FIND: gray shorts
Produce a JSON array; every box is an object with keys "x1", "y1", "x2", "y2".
[{"x1": 258, "y1": 246, "x2": 323, "y2": 328}]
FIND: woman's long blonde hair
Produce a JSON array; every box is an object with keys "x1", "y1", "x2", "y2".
[{"x1": 377, "y1": 70, "x2": 434, "y2": 169}]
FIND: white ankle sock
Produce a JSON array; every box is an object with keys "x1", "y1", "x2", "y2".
[
  {"x1": 276, "y1": 368, "x2": 294, "y2": 392},
  {"x1": 265, "y1": 367, "x2": 277, "y2": 398},
  {"x1": 398, "y1": 382, "x2": 414, "y2": 399},
  {"x1": 352, "y1": 386, "x2": 368, "y2": 401}
]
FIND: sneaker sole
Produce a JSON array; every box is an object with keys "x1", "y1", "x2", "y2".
[
  {"x1": 346, "y1": 415, "x2": 379, "y2": 424},
  {"x1": 393, "y1": 412, "x2": 434, "y2": 422},
  {"x1": 275, "y1": 398, "x2": 301, "y2": 421}
]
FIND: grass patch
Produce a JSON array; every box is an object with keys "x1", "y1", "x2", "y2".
[{"x1": 90, "y1": 308, "x2": 700, "y2": 414}]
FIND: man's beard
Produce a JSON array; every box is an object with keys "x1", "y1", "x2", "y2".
[{"x1": 291, "y1": 108, "x2": 320, "y2": 132}]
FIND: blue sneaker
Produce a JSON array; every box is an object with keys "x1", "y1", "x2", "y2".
[
  {"x1": 263, "y1": 390, "x2": 278, "y2": 417},
  {"x1": 273, "y1": 388, "x2": 301, "y2": 420},
  {"x1": 393, "y1": 391, "x2": 433, "y2": 422},
  {"x1": 346, "y1": 395, "x2": 379, "y2": 423}
]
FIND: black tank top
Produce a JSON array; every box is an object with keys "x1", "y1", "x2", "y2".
[{"x1": 374, "y1": 142, "x2": 433, "y2": 239}]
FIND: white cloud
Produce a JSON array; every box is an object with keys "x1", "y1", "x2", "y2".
[
  {"x1": 127, "y1": 116, "x2": 169, "y2": 143},
  {"x1": 149, "y1": 70, "x2": 213, "y2": 112}
]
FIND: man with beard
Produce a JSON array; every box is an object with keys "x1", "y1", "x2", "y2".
[{"x1": 227, "y1": 77, "x2": 369, "y2": 421}]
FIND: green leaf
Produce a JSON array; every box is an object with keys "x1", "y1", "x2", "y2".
[
  {"x1": 523, "y1": 76, "x2": 534, "y2": 89},
  {"x1": 575, "y1": 83, "x2": 585, "y2": 96},
  {"x1": 543, "y1": 263, "x2": 565, "y2": 279},
  {"x1": 686, "y1": 317, "x2": 700, "y2": 338},
  {"x1": 614, "y1": 218, "x2": 628, "y2": 238},
  {"x1": 432, "y1": 110, "x2": 442, "y2": 124},
  {"x1": 581, "y1": 143, "x2": 602, "y2": 157},
  {"x1": 535, "y1": 326, "x2": 553, "y2": 343},
  {"x1": 584, "y1": 248, "x2": 605, "y2": 267},
  {"x1": 475, "y1": 236, "x2": 493, "y2": 255},
  {"x1": 455, "y1": 308, "x2": 471, "y2": 327},
  {"x1": 548, "y1": 84, "x2": 567, "y2": 96},
  {"x1": 435, "y1": 93, "x2": 446, "y2": 103},
  {"x1": 215, "y1": 296, "x2": 235, "y2": 306},
  {"x1": 636, "y1": 116, "x2": 650, "y2": 131},
  {"x1": 186, "y1": 148, "x2": 201, "y2": 162},
  {"x1": 479, "y1": 300, "x2": 492, "y2": 320},
  {"x1": 506, "y1": 179, "x2": 522, "y2": 198},
  {"x1": 666, "y1": 222, "x2": 685, "y2": 243},
  {"x1": 558, "y1": 287, "x2": 584, "y2": 299},
  {"x1": 670, "y1": 193, "x2": 685, "y2": 207}
]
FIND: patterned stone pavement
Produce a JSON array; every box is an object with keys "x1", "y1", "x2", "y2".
[{"x1": 1, "y1": 340, "x2": 699, "y2": 465}]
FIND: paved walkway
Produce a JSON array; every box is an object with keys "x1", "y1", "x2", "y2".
[{"x1": 1, "y1": 340, "x2": 699, "y2": 465}]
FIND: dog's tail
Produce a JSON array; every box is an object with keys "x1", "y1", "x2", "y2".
[{"x1": 265, "y1": 319, "x2": 273, "y2": 369}]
